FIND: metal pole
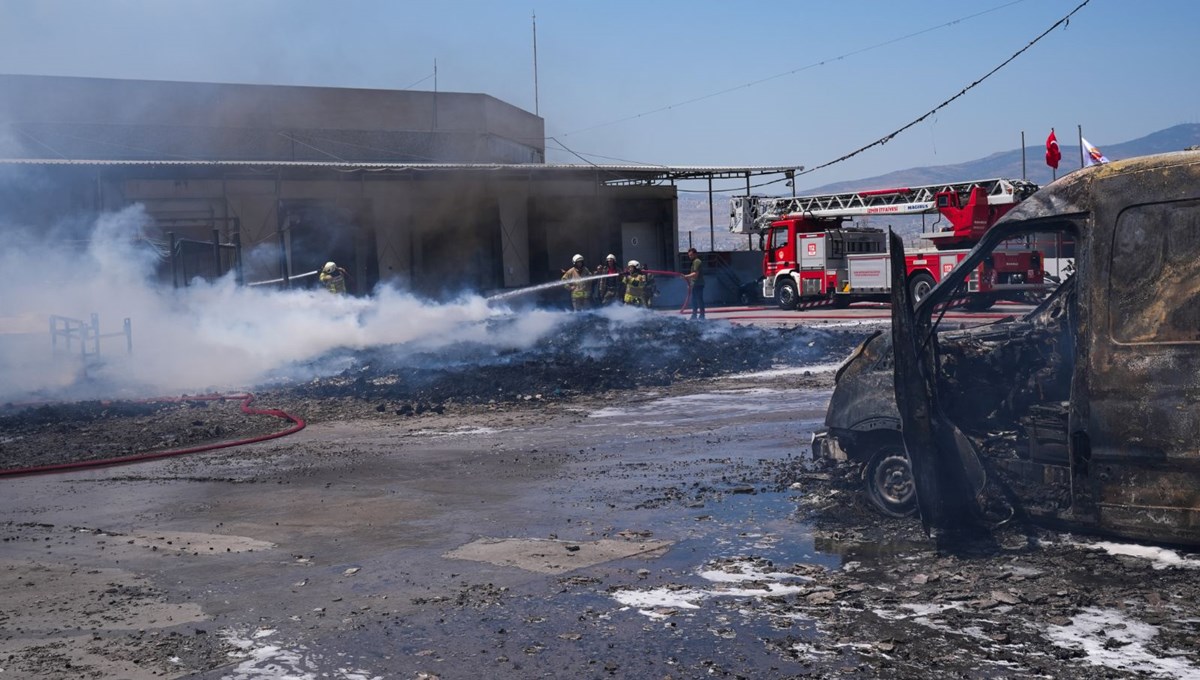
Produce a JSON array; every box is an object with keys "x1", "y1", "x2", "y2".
[
  {"x1": 169, "y1": 231, "x2": 178, "y2": 289},
  {"x1": 1021, "y1": 130, "x2": 1026, "y2": 180},
  {"x1": 277, "y1": 200, "x2": 290, "y2": 288},
  {"x1": 212, "y1": 228, "x2": 221, "y2": 280},
  {"x1": 90, "y1": 313, "x2": 99, "y2": 358},
  {"x1": 708, "y1": 176, "x2": 715, "y2": 252},
  {"x1": 233, "y1": 219, "x2": 244, "y2": 286},
  {"x1": 532, "y1": 11, "x2": 539, "y2": 116},
  {"x1": 124, "y1": 318, "x2": 133, "y2": 355},
  {"x1": 1078, "y1": 124, "x2": 1084, "y2": 168}
]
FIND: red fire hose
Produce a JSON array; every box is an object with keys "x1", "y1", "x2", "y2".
[
  {"x1": 643, "y1": 269, "x2": 692, "y2": 313},
  {"x1": 0, "y1": 393, "x2": 305, "y2": 478}
]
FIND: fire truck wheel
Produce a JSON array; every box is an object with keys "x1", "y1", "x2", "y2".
[
  {"x1": 776, "y1": 279, "x2": 799, "y2": 310},
  {"x1": 863, "y1": 447, "x2": 917, "y2": 518},
  {"x1": 907, "y1": 272, "x2": 936, "y2": 304}
]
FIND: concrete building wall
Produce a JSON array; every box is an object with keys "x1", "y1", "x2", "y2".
[
  {"x1": 0, "y1": 74, "x2": 544, "y2": 164},
  {"x1": 76, "y1": 170, "x2": 676, "y2": 301},
  {"x1": 0, "y1": 75, "x2": 684, "y2": 306}
]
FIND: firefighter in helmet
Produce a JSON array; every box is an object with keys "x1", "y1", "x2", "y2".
[
  {"x1": 320, "y1": 261, "x2": 348, "y2": 294},
  {"x1": 622, "y1": 260, "x2": 654, "y2": 307},
  {"x1": 595, "y1": 253, "x2": 623, "y2": 305},
  {"x1": 560, "y1": 253, "x2": 592, "y2": 311}
]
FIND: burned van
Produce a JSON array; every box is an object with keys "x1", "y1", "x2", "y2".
[{"x1": 819, "y1": 150, "x2": 1200, "y2": 546}]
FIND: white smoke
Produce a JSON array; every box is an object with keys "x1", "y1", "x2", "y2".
[{"x1": 0, "y1": 206, "x2": 575, "y2": 402}]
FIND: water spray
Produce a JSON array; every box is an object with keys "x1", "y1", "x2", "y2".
[{"x1": 486, "y1": 273, "x2": 620, "y2": 303}]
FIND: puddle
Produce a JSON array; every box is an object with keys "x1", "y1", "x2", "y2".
[{"x1": 587, "y1": 388, "x2": 828, "y2": 424}]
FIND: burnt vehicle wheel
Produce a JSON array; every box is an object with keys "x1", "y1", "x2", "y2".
[
  {"x1": 907, "y1": 272, "x2": 936, "y2": 304},
  {"x1": 863, "y1": 447, "x2": 917, "y2": 517},
  {"x1": 776, "y1": 279, "x2": 799, "y2": 310}
]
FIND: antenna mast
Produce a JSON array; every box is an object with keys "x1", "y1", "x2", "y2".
[{"x1": 532, "y1": 11, "x2": 540, "y2": 116}]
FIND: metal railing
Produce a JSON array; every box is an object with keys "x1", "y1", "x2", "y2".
[{"x1": 50, "y1": 313, "x2": 133, "y2": 369}]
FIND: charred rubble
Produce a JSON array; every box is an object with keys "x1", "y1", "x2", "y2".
[
  {"x1": 0, "y1": 314, "x2": 866, "y2": 471},
  {"x1": 275, "y1": 314, "x2": 865, "y2": 406}
]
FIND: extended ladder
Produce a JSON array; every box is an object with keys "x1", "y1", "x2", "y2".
[{"x1": 730, "y1": 178, "x2": 1037, "y2": 234}]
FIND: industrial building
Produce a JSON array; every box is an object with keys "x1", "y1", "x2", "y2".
[{"x1": 0, "y1": 74, "x2": 792, "y2": 301}]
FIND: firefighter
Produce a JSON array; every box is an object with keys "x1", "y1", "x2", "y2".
[
  {"x1": 622, "y1": 260, "x2": 654, "y2": 307},
  {"x1": 560, "y1": 253, "x2": 592, "y2": 311},
  {"x1": 320, "y1": 261, "x2": 348, "y2": 294},
  {"x1": 595, "y1": 253, "x2": 623, "y2": 305}
]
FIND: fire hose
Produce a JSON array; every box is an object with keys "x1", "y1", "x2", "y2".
[
  {"x1": 642, "y1": 269, "x2": 692, "y2": 313},
  {"x1": 0, "y1": 393, "x2": 305, "y2": 478}
]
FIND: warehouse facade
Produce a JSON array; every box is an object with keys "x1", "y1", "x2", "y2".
[{"x1": 0, "y1": 74, "x2": 791, "y2": 300}]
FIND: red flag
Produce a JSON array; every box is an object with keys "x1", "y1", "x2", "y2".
[{"x1": 1045, "y1": 130, "x2": 1062, "y2": 170}]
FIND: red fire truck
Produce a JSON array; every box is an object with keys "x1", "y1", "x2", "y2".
[{"x1": 730, "y1": 178, "x2": 1042, "y2": 310}]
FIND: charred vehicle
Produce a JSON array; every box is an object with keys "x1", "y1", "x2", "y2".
[{"x1": 818, "y1": 150, "x2": 1200, "y2": 546}]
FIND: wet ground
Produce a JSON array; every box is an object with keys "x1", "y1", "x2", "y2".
[{"x1": 2, "y1": 313, "x2": 1199, "y2": 678}]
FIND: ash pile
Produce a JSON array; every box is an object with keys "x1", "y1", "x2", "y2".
[{"x1": 274, "y1": 314, "x2": 864, "y2": 407}]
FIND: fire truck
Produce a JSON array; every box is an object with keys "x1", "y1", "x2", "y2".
[{"x1": 729, "y1": 178, "x2": 1042, "y2": 310}]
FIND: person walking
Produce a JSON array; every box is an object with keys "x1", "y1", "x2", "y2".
[
  {"x1": 320, "y1": 261, "x2": 348, "y2": 294},
  {"x1": 595, "y1": 253, "x2": 622, "y2": 305},
  {"x1": 684, "y1": 248, "x2": 706, "y2": 319},
  {"x1": 560, "y1": 254, "x2": 592, "y2": 311}
]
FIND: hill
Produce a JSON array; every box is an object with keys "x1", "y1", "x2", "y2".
[{"x1": 680, "y1": 123, "x2": 1200, "y2": 251}]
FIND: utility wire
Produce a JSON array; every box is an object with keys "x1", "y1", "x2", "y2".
[
  {"x1": 798, "y1": 0, "x2": 1091, "y2": 177},
  {"x1": 557, "y1": 0, "x2": 1030, "y2": 139},
  {"x1": 402, "y1": 73, "x2": 435, "y2": 90}
]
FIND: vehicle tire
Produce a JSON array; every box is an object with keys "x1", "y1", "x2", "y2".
[
  {"x1": 863, "y1": 446, "x2": 917, "y2": 518},
  {"x1": 831, "y1": 294, "x2": 852, "y2": 309},
  {"x1": 907, "y1": 272, "x2": 936, "y2": 304},
  {"x1": 776, "y1": 279, "x2": 799, "y2": 310}
]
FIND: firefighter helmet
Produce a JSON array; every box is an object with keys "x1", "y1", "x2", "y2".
[
  {"x1": 606, "y1": 253, "x2": 616, "y2": 261},
  {"x1": 572, "y1": 254, "x2": 584, "y2": 264},
  {"x1": 323, "y1": 261, "x2": 337, "y2": 274},
  {"x1": 627, "y1": 259, "x2": 641, "y2": 269}
]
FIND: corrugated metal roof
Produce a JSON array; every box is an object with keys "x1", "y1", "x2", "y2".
[{"x1": 0, "y1": 157, "x2": 797, "y2": 178}]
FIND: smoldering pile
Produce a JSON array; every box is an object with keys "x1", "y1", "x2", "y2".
[{"x1": 273, "y1": 313, "x2": 866, "y2": 406}]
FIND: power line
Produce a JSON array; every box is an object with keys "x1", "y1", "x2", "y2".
[
  {"x1": 556, "y1": 0, "x2": 1030, "y2": 139},
  {"x1": 798, "y1": 0, "x2": 1091, "y2": 177}
]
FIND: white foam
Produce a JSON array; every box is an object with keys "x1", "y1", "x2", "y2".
[
  {"x1": 1047, "y1": 607, "x2": 1199, "y2": 677},
  {"x1": 222, "y1": 628, "x2": 381, "y2": 680},
  {"x1": 724, "y1": 363, "x2": 842, "y2": 380},
  {"x1": 1085, "y1": 540, "x2": 1200, "y2": 570},
  {"x1": 613, "y1": 558, "x2": 814, "y2": 618}
]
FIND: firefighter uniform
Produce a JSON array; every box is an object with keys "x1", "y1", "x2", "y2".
[
  {"x1": 561, "y1": 254, "x2": 592, "y2": 311},
  {"x1": 622, "y1": 260, "x2": 654, "y2": 307},
  {"x1": 595, "y1": 254, "x2": 622, "y2": 305},
  {"x1": 320, "y1": 261, "x2": 347, "y2": 294}
]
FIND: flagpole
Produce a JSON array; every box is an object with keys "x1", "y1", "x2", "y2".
[
  {"x1": 1021, "y1": 130, "x2": 1026, "y2": 180},
  {"x1": 1078, "y1": 124, "x2": 1084, "y2": 169}
]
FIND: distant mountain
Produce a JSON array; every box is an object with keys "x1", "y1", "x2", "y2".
[
  {"x1": 802, "y1": 123, "x2": 1200, "y2": 194},
  {"x1": 679, "y1": 124, "x2": 1200, "y2": 251}
]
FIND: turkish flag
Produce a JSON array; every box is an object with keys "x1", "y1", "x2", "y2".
[{"x1": 1045, "y1": 130, "x2": 1062, "y2": 170}]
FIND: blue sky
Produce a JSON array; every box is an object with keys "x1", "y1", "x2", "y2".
[{"x1": 0, "y1": 0, "x2": 1196, "y2": 190}]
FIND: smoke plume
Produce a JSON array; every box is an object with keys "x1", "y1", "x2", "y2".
[{"x1": 0, "y1": 205, "x2": 569, "y2": 402}]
